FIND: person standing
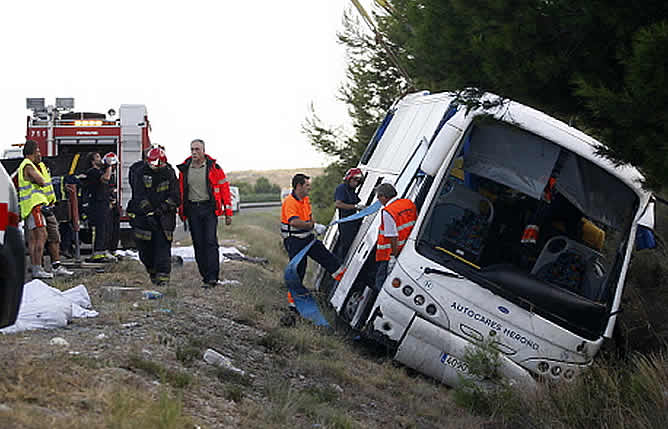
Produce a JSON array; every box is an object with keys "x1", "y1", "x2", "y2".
[
  {"x1": 177, "y1": 139, "x2": 233, "y2": 288},
  {"x1": 128, "y1": 146, "x2": 180, "y2": 286},
  {"x1": 334, "y1": 167, "x2": 365, "y2": 259},
  {"x1": 374, "y1": 183, "x2": 417, "y2": 291},
  {"x1": 17, "y1": 140, "x2": 53, "y2": 279},
  {"x1": 35, "y1": 160, "x2": 73, "y2": 276},
  {"x1": 84, "y1": 151, "x2": 117, "y2": 263},
  {"x1": 281, "y1": 173, "x2": 346, "y2": 307}
]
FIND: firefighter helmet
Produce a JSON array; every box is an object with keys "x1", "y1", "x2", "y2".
[
  {"x1": 102, "y1": 152, "x2": 118, "y2": 166},
  {"x1": 147, "y1": 147, "x2": 167, "y2": 168},
  {"x1": 343, "y1": 167, "x2": 363, "y2": 182}
]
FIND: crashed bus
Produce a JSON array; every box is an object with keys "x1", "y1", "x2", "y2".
[{"x1": 316, "y1": 90, "x2": 656, "y2": 387}]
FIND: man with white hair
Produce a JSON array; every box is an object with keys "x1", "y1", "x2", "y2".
[{"x1": 374, "y1": 183, "x2": 417, "y2": 291}]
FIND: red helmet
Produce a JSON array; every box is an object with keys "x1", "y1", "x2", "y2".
[
  {"x1": 147, "y1": 146, "x2": 167, "y2": 168},
  {"x1": 343, "y1": 167, "x2": 363, "y2": 182}
]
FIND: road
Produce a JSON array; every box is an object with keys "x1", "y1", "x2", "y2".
[{"x1": 172, "y1": 202, "x2": 280, "y2": 243}]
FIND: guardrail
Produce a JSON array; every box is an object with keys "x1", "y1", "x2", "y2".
[{"x1": 239, "y1": 201, "x2": 281, "y2": 209}]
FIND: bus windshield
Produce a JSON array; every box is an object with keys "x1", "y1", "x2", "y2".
[{"x1": 416, "y1": 120, "x2": 638, "y2": 339}]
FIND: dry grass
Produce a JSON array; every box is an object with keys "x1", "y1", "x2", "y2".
[
  {"x1": 227, "y1": 168, "x2": 325, "y2": 190},
  {"x1": 7, "y1": 202, "x2": 668, "y2": 428}
]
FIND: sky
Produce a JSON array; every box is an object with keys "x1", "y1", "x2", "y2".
[{"x1": 0, "y1": 1, "x2": 368, "y2": 172}]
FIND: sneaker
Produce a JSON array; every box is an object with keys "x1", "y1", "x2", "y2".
[
  {"x1": 32, "y1": 266, "x2": 54, "y2": 279},
  {"x1": 52, "y1": 265, "x2": 74, "y2": 276},
  {"x1": 104, "y1": 252, "x2": 119, "y2": 262}
]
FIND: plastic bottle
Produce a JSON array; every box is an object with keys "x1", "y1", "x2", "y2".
[
  {"x1": 203, "y1": 348, "x2": 245, "y2": 375},
  {"x1": 142, "y1": 290, "x2": 163, "y2": 300}
]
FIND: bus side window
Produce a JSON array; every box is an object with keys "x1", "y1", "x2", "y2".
[{"x1": 365, "y1": 176, "x2": 384, "y2": 206}]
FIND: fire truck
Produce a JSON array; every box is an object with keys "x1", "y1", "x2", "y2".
[{"x1": 2, "y1": 97, "x2": 152, "y2": 249}]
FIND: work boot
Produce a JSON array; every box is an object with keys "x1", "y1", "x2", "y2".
[
  {"x1": 202, "y1": 279, "x2": 221, "y2": 289},
  {"x1": 280, "y1": 307, "x2": 298, "y2": 327},
  {"x1": 32, "y1": 265, "x2": 54, "y2": 279}
]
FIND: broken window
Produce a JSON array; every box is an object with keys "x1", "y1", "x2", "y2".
[{"x1": 417, "y1": 120, "x2": 638, "y2": 339}]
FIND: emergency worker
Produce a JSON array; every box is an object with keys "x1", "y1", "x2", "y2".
[
  {"x1": 36, "y1": 160, "x2": 73, "y2": 276},
  {"x1": 18, "y1": 140, "x2": 52, "y2": 279},
  {"x1": 177, "y1": 139, "x2": 233, "y2": 288},
  {"x1": 128, "y1": 147, "x2": 180, "y2": 286},
  {"x1": 84, "y1": 151, "x2": 117, "y2": 262},
  {"x1": 334, "y1": 167, "x2": 365, "y2": 259},
  {"x1": 374, "y1": 183, "x2": 417, "y2": 291},
  {"x1": 281, "y1": 173, "x2": 346, "y2": 307}
]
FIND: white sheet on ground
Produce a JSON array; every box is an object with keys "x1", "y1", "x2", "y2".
[
  {"x1": 0, "y1": 280, "x2": 98, "y2": 334},
  {"x1": 171, "y1": 246, "x2": 244, "y2": 262},
  {"x1": 115, "y1": 246, "x2": 244, "y2": 263}
]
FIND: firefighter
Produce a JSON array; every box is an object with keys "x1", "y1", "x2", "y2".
[
  {"x1": 18, "y1": 140, "x2": 53, "y2": 279},
  {"x1": 281, "y1": 173, "x2": 346, "y2": 308},
  {"x1": 84, "y1": 151, "x2": 117, "y2": 262},
  {"x1": 127, "y1": 147, "x2": 180, "y2": 286},
  {"x1": 374, "y1": 183, "x2": 417, "y2": 291},
  {"x1": 177, "y1": 139, "x2": 233, "y2": 288},
  {"x1": 334, "y1": 167, "x2": 365, "y2": 259}
]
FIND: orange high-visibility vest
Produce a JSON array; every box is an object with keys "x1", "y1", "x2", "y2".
[{"x1": 376, "y1": 198, "x2": 417, "y2": 261}]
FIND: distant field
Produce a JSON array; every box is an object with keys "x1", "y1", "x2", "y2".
[{"x1": 227, "y1": 167, "x2": 325, "y2": 189}]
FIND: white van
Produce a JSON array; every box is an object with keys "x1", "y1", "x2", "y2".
[
  {"x1": 229, "y1": 186, "x2": 240, "y2": 213},
  {"x1": 316, "y1": 90, "x2": 655, "y2": 387}
]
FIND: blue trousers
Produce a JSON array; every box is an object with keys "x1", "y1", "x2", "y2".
[
  {"x1": 187, "y1": 204, "x2": 219, "y2": 283},
  {"x1": 284, "y1": 236, "x2": 341, "y2": 282}
]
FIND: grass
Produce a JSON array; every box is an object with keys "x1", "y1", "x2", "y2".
[
  {"x1": 6, "y1": 202, "x2": 668, "y2": 428},
  {"x1": 127, "y1": 355, "x2": 193, "y2": 389}
]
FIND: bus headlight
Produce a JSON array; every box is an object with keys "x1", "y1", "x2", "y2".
[
  {"x1": 426, "y1": 304, "x2": 437, "y2": 315},
  {"x1": 414, "y1": 295, "x2": 425, "y2": 306},
  {"x1": 402, "y1": 286, "x2": 414, "y2": 296}
]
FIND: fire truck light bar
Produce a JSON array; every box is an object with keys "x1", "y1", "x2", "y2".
[{"x1": 75, "y1": 120, "x2": 104, "y2": 127}]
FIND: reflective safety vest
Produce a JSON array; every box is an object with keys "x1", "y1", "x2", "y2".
[
  {"x1": 376, "y1": 198, "x2": 417, "y2": 261},
  {"x1": 280, "y1": 192, "x2": 313, "y2": 239},
  {"x1": 17, "y1": 158, "x2": 50, "y2": 219},
  {"x1": 37, "y1": 162, "x2": 56, "y2": 204}
]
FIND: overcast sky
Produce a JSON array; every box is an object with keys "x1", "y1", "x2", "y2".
[{"x1": 0, "y1": 1, "x2": 366, "y2": 172}]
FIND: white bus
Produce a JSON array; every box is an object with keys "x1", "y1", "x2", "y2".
[{"x1": 316, "y1": 90, "x2": 655, "y2": 387}]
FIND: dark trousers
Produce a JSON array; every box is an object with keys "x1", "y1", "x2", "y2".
[
  {"x1": 374, "y1": 260, "x2": 389, "y2": 291},
  {"x1": 90, "y1": 202, "x2": 110, "y2": 253},
  {"x1": 106, "y1": 207, "x2": 120, "y2": 252},
  {"x1": 135, "y1": 228, "x2": 171, "y2": 281},
  {"x1": 335, "y1": 220, "x2": 362, "y2": 260},
  {"x1": 284, "y1": 236, "x2": 341, "y2": 282},
  {"x1": 187, "y1": 204, "x2": 219, "y2": 282},
  {"x1": 59, "y1": 222, "x2": 74, "y2": 254}
]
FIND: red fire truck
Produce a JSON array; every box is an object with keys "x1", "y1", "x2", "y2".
[{"x1": 3, "y1": 97, "x2": 152, "y2": 249}]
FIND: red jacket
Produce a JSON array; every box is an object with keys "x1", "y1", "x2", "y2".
[{"x1": 176, "y1": 155, "x2": 232, "y2": 219}]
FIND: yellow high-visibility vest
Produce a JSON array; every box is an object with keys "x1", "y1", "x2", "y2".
[
  {"x1": 17, "y1": 158, "x2": 50, "y2": 219},
  {"x1": 37, "y1": 162, "x2": 56, "y2": 204}
]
